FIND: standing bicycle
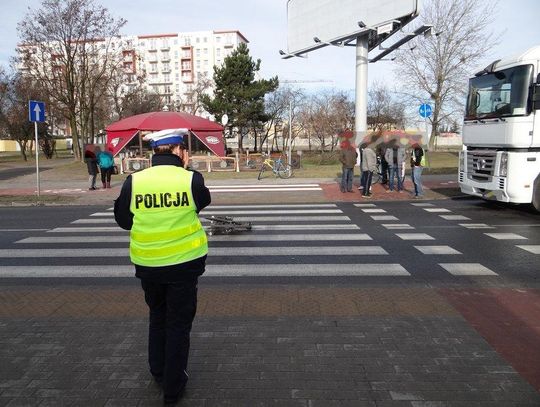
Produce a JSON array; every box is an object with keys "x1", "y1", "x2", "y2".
[{"x1": 257, "y1": 154, "x2": 293, "y2": 180}]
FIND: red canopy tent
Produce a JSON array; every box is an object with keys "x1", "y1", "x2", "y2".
[{"x1": 105, "y1": 111, "x2": 225, "y2": 157}]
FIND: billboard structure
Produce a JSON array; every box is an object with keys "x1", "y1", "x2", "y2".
[{"x1": 282, "y1": 0, "x2": 431, "y2": 145}]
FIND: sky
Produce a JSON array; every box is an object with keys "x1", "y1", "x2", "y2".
[{"x1": 2, "y1": 0, "x2": 540, "y2": 96}]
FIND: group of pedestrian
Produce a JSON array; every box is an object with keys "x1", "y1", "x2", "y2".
[
  {"x1": 339, "y1": 137, "x2": 425, "y2": 199},
  {"x1": 84, "y1": 146, "x2": 116, "y2": 190}
]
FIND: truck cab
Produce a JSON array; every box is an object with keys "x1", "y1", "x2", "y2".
[{"x1": 459, "y1": 46, "x2": 540, "y2": 211}]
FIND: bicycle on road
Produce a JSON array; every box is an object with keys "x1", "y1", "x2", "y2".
[{"x1": 257, "y1": 154, "x2": 293, "y2": 180}]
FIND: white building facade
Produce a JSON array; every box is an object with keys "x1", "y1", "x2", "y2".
[{"x1": 118, "y1": 30, "x2": 248, "y2": 117}]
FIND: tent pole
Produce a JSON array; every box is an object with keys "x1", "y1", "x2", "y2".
[{"x1": 138, "y1": 132, "x2": 143, "y2": 157}]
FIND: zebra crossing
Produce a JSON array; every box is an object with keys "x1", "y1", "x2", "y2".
[
  {"x1": 354, "y1": 200, "x2": 540, "y2": 276},
  {"x1": 1, "y1": 201, "x2": 538, "y2": 279}
]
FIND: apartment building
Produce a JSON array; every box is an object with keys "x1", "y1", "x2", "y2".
[
  {"x1": 118, "y1": 30, "x2": 248, "y2": 116},
  {"x1": 17, "y1": 29, "x2": 248, "y2": 136}
]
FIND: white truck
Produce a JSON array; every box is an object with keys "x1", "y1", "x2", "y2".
[{"x1": 459, "y1": 46, "x2": 540, "y2": 211}]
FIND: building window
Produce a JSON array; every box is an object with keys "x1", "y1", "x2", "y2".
[
  {"x1": 196, "y1": 37, "x2": 200, "y2": 43},
  {"x1": 164, "y1": 73, "x2": 170, "y2": 82},
  {"x1": 196, "y1": 49, "x2": 200, "y2": 58},
  {"x1": 175, "y1": 50, "x2": 178, "y2": 58},
  {"x1": 203, "y1": 37, "x2": 207, "y2": 43},
  {"x1": 203, "y1": 48, "x2": 208, "y2": 55},
  {"x1": 216, "y1": 36, "x2": 221, "y2": 43},
  {"x1": 216, "y1": 48, "x2": 221, "y2": 57}
]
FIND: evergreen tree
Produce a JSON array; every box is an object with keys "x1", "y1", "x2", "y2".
[{"x1": 201, "y1": 43, "x2": 278, "y2": 152}]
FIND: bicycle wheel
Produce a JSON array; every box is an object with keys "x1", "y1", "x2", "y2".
[
  {"x1": 277, "y1": 163, "x2": 293, "y2": 179},
  {"x1": 371, "y1": 171, "x2": 381, "y2": 184},
  {"x1": 257, "y1": 165, "x2": 266, "y2": 180}
]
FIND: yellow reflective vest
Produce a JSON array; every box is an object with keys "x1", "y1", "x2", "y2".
[{"x1": 129, "y1": 165, "x2": 208, "y2": 267}]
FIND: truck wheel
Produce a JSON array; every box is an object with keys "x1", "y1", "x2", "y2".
[{"x1": 533, "y1": 175, "x2": 540, "y2": 212}]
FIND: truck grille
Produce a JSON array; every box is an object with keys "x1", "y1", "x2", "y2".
[{"x1": 467, "y1": 151, "x2": 496, "y2": 182}]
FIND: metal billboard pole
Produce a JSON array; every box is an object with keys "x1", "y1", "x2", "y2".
[{"x1": 354, "y1": 35, "x2": 369, "y2": 147}]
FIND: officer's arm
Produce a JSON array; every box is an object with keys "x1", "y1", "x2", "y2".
[
  {"x1": 114, "y1": 175, "x2": 134, "y2": 230},
  {"x1": 191, "y1": 171, "x2": 211, "y2": 213}
]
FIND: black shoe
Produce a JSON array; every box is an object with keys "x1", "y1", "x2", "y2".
[
  {"x1": 153, "y1": 374, "x2": 163, "y2": 385},
  {"x1": 163, "y1": 371, "x2": 188, "y2": 405}
]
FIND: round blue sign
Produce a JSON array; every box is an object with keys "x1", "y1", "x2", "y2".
[{"x1": 419, "y1": 103, "x2": 432, "y2": 118}]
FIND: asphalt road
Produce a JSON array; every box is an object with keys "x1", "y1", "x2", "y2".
[
  {"x1": 0, "y1": 197, "x2": 538, "y2": 285},
  {"x1": 0, "y1": 166, "x2": 51, "y2": 181}
]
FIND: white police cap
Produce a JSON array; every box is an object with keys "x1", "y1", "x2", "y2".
[{"x1": 143, "y1": 128, "x2": 189, "y2": 147}]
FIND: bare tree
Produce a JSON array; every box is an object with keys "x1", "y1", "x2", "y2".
[
  {"x1": 394, "y1": 0, "x2": 500, "y2": 149},
  {"x1": 108, "y1": 65, "x2": 163, "y2": 120},
  {"x1": 175, "y1": 73, "x2": 213, "y2": 115},
  {"x1": 367, "y1": 82, "x2": 406, "y2": 132},
  {"x1": 17, "y1": 0, "x2": 126, "y2": 160},
  {"x1": 299, "y1": 90, "x2": 354, "y2": 155},
  {"x1": 273, "y1": 87, "x2": 307, "y2": 153},
  {"x1": 0, "y1": 70, "x2": 47, "y2": 161}
]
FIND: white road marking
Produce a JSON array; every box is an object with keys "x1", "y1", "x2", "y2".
[
  {"x1": 411, "y1": 203, "x2": 435, "y2": 207},
  {"x1": 354, "y1": 204, "x2": 377, "y2": 208},
  {"x1": 439, "y1": 263, "x2": 498, "y2": 276},
  {"x1": 439, "y1": 215, "x2": 471, "y2": 221},
  {"x1": 424, "y1": 208, "x2": 452, "y2": 213},
  {"x1": 371, "y1": 215, "x2": 399, "y2": 221},
  {"x1": 48, "y1": 224, "x2": 361, "y2": 233},
  {"x1": 16, "y1": 233, "x2": 373, "y2": 244},
  {"x1": 484, "y1": 233, "x2": 527, "y2": 240},
  {"x1": 72, "y1": 215, "x2": 352, "y2": 224},
  {"x1": 459, "y1": 223, "x2": 494, "y2": 229},
  {"x1": 209, "y1": 188, "x2": 321, "y2": 192},
  {"x1": 0, "y1": 229, "x2": 49, "y2": 232},
  {"x1": 382, "y1": 224, "x2": 414, "y2": 230},
  {"x1": 208, "y1": 204, "x2": 337, "y2": 209},
  {"x1": 0, "y1": 246, "x2": 387, "y2": 257},
  {"x1": 396, "y1": 233, "x2": 435, "y2": 240},
  {"x1": 201, "y1": 209, "x2": 343, "y2": 215},
  {"x1": 516, "y1": 245, "x2": 540, "y2": 254},
  {"x1": 202, "y1": 216, "x2": 352, "y2": 222},
  {"x1": 0, "y1": 264, "x2": 410, "y2": 278},
  {"x1": 362, "y1": 209, "x2": 387, "y2": 213},
  {"x1": 414, "y1": 246, "x2": 462, "y2": 255},
  {"x1": 207, "y1": 184, "x2": 320, "y2": 189}
]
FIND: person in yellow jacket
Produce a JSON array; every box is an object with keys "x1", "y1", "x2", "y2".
[{"x1": 114, "y1": 128, "x2": 211, "y2": 405}]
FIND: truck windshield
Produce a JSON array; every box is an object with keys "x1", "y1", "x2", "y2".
[{"x1": 465, "y1": 65, "x2": 533, "y2": 120}]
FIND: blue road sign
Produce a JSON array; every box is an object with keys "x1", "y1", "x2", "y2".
[
  {"x1": 419, "y1": 103, "x2": 432, "y2": 118},
  {"x1": 29, "y1": 100, "x2": 46, "y2": 123}
]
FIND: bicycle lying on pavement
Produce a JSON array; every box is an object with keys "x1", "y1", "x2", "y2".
[{"x1": 257, "y1": 154, "x2": 293, "y2": 180}]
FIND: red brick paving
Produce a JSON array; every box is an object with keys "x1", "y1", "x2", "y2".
[{"x1": 439, "y1": 288, "x2": 540, "y2": 392}]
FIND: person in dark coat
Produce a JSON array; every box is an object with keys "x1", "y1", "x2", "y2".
[{"x1": 84, "y1": 148, "x2": 99, "y2": 190}]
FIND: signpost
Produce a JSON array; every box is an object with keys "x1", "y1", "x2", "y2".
[
  {"x1": 419, "y1": 103, "x2": 432, "y2": 147},
  {"x1": 29, "y1": 100, "x2": 45, "y2": 198}
]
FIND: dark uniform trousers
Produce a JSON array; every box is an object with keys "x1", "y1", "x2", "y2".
[{"x1": 141, "y1": 276, "x2": 198, "y2": 398}]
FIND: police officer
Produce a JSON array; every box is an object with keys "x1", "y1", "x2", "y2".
[{"x1": 114, "y1": 129, "x2": 211, "y2": 405}]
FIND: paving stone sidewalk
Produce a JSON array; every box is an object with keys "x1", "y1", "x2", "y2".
[{"x1": 1, "y1": 283, "x2": 539, "y2": 406}]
